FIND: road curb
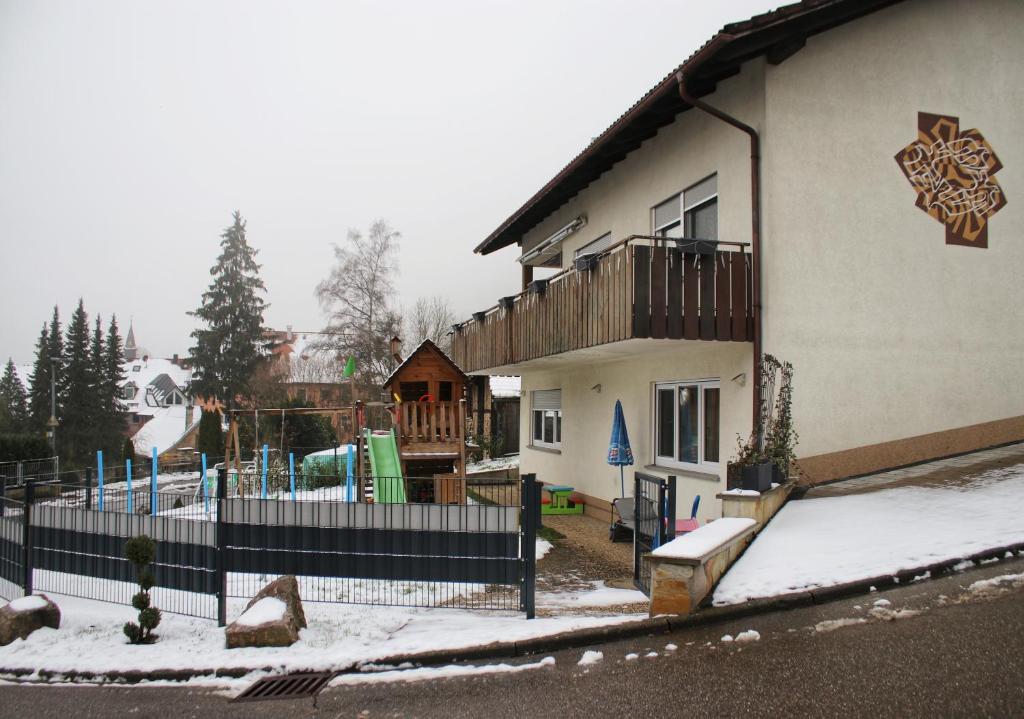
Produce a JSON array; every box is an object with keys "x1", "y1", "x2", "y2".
[{"x1": 3, "y1": 544, "x2": 1021, "y2": 685}]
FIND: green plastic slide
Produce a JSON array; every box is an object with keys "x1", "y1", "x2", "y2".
[{"x1": 366, "y1": 428, "x2": 406, "y2": 503}]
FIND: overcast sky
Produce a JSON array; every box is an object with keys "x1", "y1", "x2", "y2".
[{"x1": 0, "y1": 0, "x2": 778, "y2": 365}]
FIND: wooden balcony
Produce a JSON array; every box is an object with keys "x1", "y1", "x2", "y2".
[{"x1": 451, "y1": 236, "x2": 753, "y2": 373}]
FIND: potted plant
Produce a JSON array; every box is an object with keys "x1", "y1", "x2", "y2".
[{"x1": 730, "y1": 433, "x2": 772, "y2": 492}]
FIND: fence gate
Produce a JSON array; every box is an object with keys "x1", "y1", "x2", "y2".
[{"x1": 633, "y1": 472, "x2": 676, "y2": 596}]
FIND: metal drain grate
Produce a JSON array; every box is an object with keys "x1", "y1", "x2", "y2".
[{"x1": 233, "y1": 672, "x2": 334, "y2": 703}]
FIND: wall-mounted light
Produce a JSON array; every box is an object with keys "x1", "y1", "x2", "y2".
[
  {"x1": 731, "y1": 372, "x2": 747, "y2": 386},
  {"x1": 591, "y1": 383, "x2": 602, "y2": 393}
]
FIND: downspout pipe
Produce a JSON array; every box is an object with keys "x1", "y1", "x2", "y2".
[{"x1": 675, "y1": 68, "x2": 763, "y2": 446}]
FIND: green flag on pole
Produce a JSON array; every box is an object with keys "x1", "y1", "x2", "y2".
[{"x1": 343, "y1": 356, "x2": 356, "y2": 378}]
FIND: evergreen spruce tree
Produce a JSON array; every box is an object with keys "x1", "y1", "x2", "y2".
[
  {"x1": 46, "y1": 305, "x2": 64, "y2": 404},
  {"x1": 27, "y1": 323, "x2": 51, "y2": 434},
  {"x1": 0, "y1": 359, "x2": 29, "y2": 433},
  {"x1": 61, "y1": 300, "x2": 94, "y2": 463},
  {"x1": 189, "y1": 211, "x2": 269, "y2": 409},
  {"x1": 103, "y1": 316, "x2": 128, "y2": 456},
  {"x1": 196, "y1": 407, "x2": 224, "y2": 457}
]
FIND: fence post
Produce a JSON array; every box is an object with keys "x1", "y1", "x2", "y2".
[
  {"x1": 633, "y1": 472, "x2": 640, "y2": 584},
  {"x1": 655, "y1": 479, "x2": 667, "y2": 549},
  {"x1": 96, "y1": 450, "x2": 104, "y2": 511},
  {"x1": 288, "y1": 452, "x2": 296, "y2": 502},
  {"x1": 85, "y1": 467, "x2": 93, "y2": 511},
  {"x1": 23, "y1": 480, "x2": 34, "y2": 596},
  {"x1": 261, "y1": 444, "x2": 268, "y2": 499},
  {"x1": 151, "y1": 446, "x2": 158, "y2": 516},
  {"x1": 520, "y1": 473, "x2": 538, "y2": 619},
  {"x1": 216, "y1": 467, "x2": 227, "y2": 627},
  {"x1": 126, "y1": 458, "x2": 133, "y2": 514},
  {"x1": 665, "y1": 475, "x2": 677, "y2": 543}
]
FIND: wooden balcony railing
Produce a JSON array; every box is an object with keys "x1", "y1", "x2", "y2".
[
  {"x1": 398, "y1": 400, "x2": 465, "y2": 448},
  {"x1": 450, "y1": 236, "x2": 753, "y2": 373}
]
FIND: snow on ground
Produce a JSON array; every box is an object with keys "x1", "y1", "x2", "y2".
[
  {"x1": 577, "y1": 650, "x2": 603, "y2": 666},
  {"x1": 537, "y1": 581, "x2": 647, "y2": 609},
  {"x1": 536, "y1": 538, "x2": 554, "y2": 560},
  {"x1": 0, "y1": 592, "x2": 641, "y2": 680},
  {"x1": 714, "y1": 464, "x2": 1024, "y2": 605},
  {"x1": 466, "y1": 455, "x2": 519, "y2": 475},
  {"x1": 330, "y1": 656, "x2": 555, "y2": 686}
]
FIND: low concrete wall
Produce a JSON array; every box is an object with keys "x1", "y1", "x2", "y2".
[
  {"x1": 646, "y1": 519, "x2": 757, "y2": 616},
  {"x1": 717, "y1": 482, "x2": 793, "y2": 531}
]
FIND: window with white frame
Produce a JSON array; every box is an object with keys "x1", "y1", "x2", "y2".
[
  {"x1": 651, "y1": 174, "x2": 718, "y2": 241},
  {"x1": 531, "y1": 389, "x2": 562, "y2": 449},
  {"x1": 654, "y1": 379, "x2": 720, "y2": 469}
]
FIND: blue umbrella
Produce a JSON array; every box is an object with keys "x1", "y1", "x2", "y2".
[{"x1": 607, "y1": 399, "x2": 634, "y2": 497}]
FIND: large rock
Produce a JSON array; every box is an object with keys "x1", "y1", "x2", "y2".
[
  {"x1": 0, "y1": 594, "x2": 61, "y2": 646},
  {"x1": 225, "y1": 575, "x2": 306, "y2": 649}
]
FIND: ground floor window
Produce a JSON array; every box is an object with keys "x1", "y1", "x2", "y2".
[
  {"x1": 531, "y1": 389, "x2": 562, "y2": 449},
  {"x1": 654, "y1": 379, "x2": 719, "y2": 469}
]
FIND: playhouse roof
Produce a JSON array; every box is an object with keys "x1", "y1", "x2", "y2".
[{"x1": 383, "y1": 338, "x2": 470, "y2": 389}]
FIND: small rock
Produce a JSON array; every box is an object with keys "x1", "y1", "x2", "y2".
[
  {"x1": 0, "y1": 594, "x2": 61, "y2": 646},
  {"x1": 225, "y1": 575, "x2": 306, "y2": 649},
  {"x1": 873, "y1": 598, "x2": 892, "y2": 609}
]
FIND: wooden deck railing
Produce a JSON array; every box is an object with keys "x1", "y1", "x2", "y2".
[
  {"x1": 398, "y1": 400, "x2": 465, "y2": 446},
  {"x1": 450, "y1": 236, "x2": 753, "y2": 373}
]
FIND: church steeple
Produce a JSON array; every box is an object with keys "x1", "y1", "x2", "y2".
[{"x1": 125, "y1": 320, "x2": 138, "y2": 361}]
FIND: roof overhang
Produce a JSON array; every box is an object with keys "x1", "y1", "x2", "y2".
[{"x1": 474, "y1": 0, "x2": 903, "y2": 256}]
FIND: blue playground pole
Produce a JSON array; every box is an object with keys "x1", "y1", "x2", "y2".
[
  {"x1": 126, "y1": 458, "x2": 133, "y2": 514},
  {"x1": 96, "y1": 450, "x2": 104, "y2": 511},
  {"x1": 151, "y1": 447, "x2": 158, "y2": 515},
  {"x1": 201, "y1": 453, "x2": 209, "y2": 514},
  {"x1": 346, "y1": 444, "x2": 354, "y2": 502},
  {"x1": 261, "y1": 444, "x2": 269, "y2": 499},
  {"x1": 289, "y1": 452, "x2": 296, "y2": 501}
]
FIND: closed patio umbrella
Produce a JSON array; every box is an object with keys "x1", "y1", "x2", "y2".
[{"x1": 607, "y1": 399, "x2": 634, "y2": 498}]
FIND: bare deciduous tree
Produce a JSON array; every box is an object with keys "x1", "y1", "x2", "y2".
[
  {"x1": 315, "y1": 220, "x2": 403, "y2": 389},
  {"x1": 405, "y1": 295, "x2": 457, "y2": 354}
]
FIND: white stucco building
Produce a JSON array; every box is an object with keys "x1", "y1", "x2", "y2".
[{"x1": 450, "y1": 0, "x2": 1023, "y2": 523}]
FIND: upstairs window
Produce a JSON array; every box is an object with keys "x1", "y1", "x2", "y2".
[
  {"x1": 653, "y1": 196, "x2": 682, "y2": 238},
  {"x1": 574, "y1": 231, "x2": 615, "y2": 259},
  {"x1": 651, "y1": 174, "x2": 718, "y2": 241},
  {"x1": 531, "y1": 389, "x2": 562, "y2": 449},
  {"x1": 684, "y1": 175, "x2": 718, "y2": 242}
]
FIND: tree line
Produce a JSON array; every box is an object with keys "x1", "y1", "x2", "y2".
[
  {"x1": 0, "y1": 302, "x2": 126, "y2": 464},
  {"x1": 2, "y1": 210, "x2": 459, "y2": 466}
]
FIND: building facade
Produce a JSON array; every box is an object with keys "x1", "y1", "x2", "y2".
[{"x1": 451, "y1": 0, "x2": 1023, "y2": 522}]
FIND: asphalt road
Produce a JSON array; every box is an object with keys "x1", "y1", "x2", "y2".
[{"x1": 2, "y1": 560, "x2": 1022, "y2": 718}]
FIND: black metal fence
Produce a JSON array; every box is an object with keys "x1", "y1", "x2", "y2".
[
  {"x1": 1, "y1": 469, "x2": 540, "y2": 622},
  {"x1": 633, "y1": 472, "x2": 676, "y2": 596}
]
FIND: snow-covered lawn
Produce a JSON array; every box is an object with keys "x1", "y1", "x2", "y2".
[
  {"x1": 713, "y1": 464, "x2": 1024, "y2": 605},
  {"x1": 0, "y1": 592, "x2": 639, "y2": 681}
]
